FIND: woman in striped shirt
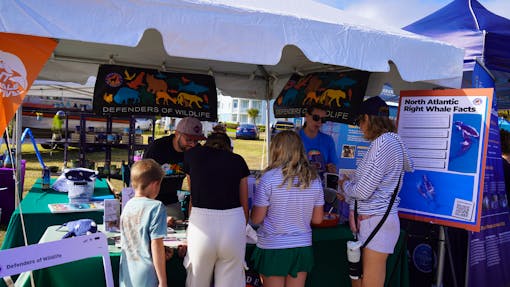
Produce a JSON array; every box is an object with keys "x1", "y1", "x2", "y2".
[
  {"x1": 251, "y1": 131, "x2": 324, "y2": 287},
  {"x1": 339, "y1": 96, "x2": 414, "y2": 287}
]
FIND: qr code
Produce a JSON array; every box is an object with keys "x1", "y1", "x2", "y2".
[{"x1": 452, "y1": 199, "x2": 473, "y2": 220}]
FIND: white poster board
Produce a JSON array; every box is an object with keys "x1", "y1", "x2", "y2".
[
  {"x1": 0, "y1": 233, "x2": 114, "y2": 287},
  {"x1": 397, "y1": 88, "x2": 493, "y2": 231}
]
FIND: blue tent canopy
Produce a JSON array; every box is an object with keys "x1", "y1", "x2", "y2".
[
  {"x1": 403, "y1": 0, "x2": 510, "y2": 108},
  {"x1": 403, "y1": 0, "x2": 510, "y2": 72}
]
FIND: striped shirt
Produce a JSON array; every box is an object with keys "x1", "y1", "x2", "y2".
[
  {"x1": 342, "y1": 132, "x2": 414, "y2": 215},
  {"x1": 253, "y1": 168, "x2": 324, "y2": 249}
]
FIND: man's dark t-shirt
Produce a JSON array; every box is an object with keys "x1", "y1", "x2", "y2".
[
  {"x1": 144, "y1": 134, "x2": 184, "y2": 205},
  {"x1": 184, "y1": 145, "x2": 250, "y2": 210}
]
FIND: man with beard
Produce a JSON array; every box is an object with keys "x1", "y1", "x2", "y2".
[{"x1": 144, "y1": 117, "x2": 206, "y2": 223}]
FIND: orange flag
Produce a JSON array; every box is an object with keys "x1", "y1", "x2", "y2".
[{"x1": 0, "y1": 32, "x2": 57, "y2": 136}]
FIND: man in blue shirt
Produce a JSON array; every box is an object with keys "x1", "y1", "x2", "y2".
[{"x1": 299, "y1": 104, "x2": 339, "y2": 177}]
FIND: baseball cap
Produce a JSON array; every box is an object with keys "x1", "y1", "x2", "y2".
[
  {"x1": 175, "y1": 117, "x2": 206, "y2": 140},
  {"x1": 359, "y1": 96, "x2": 389, "y2": 117}
]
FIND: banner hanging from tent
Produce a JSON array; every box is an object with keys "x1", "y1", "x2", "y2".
[
  {"x1": 397, "y1": 88, "x2": 493, "y2": 232},
  {"x1": 0, "y1": 33, "x2": 57, "y2": 135},
  {"x1": 467, "y1": 62, "x2": 510, "y2": 287},
  {"x1": 93, "y1": 65, "x2": 218, "y2": 121},
  {"x1": 273, "y1": 71, "x2": 369, "y2": 124}
]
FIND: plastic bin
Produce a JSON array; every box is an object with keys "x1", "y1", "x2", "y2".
[
  {"x1": 67, "y1": 180, "x2": 95, "y2": 203},
  {"x1": 64, "y1": 168, "x2": 97, "y2": 203}
]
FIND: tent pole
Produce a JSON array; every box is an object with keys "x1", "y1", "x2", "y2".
[
  {"x1": 15, "y1": 103, "x2": 43, "y2": 287},
  {"x1": 436, "y1": 225, "x2": 446, "y2": 287},
  {"x1": 264, "y1": 78, "x2": 272, "y2": 166},
  {"x1": 263, "y1": 96, "x2": 270, "y2": 168},
  {"x1": 266, "y1": 77, "x2": 274, "y2": 168},
  {"x1": 258, "y1": 64, "x2": 273, "y2": 166},
  {"x1": 15, "y1": 106, "x2": 23, "y2": 207},
  {"x1": 464, "y1": 233, "x2": 470, "y2": 287}
]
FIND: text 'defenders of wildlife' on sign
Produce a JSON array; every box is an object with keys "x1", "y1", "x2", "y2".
[{"x1": 93, "y1": 64, "x2": 218, "y2": 121}]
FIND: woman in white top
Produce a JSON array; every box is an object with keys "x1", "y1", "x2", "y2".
[{"x1": 339, "y1": 96, "x2": 414, "y2": 287}]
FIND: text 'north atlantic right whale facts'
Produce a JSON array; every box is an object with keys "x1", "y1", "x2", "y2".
[{"x1": 397, "y1": 88, "x2": 494, "y2": 232}]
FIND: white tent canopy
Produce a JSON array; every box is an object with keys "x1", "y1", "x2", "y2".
[{"x1": 0, "y1": 0, "x2": 464, "y2": 100}]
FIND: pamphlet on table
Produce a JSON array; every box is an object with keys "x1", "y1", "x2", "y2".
[{"x1": 48, "y1": 202, "x2": 105, "y2": 213}]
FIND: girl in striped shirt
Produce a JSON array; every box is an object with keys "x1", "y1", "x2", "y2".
[
  {"x1": 339, "y1": 96, "x2": 414, "y2": 287},
  {"x1": 251, "y1": 131, "x2": 324, "y2": 287}
]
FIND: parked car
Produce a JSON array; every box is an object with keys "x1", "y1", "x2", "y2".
[
  {"x1": 271, "y1": 120, "x2": 295, "y2": 137},
  {"x1": 135, "y1": 118, "x2": 153, "y2": 131},
  {"x1": 236, "y1": 123, "x2": 259, "y2": 140}
]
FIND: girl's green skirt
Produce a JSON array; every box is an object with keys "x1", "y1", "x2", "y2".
[{"x1": 251, "y1": 246, "x2": 314, "y2": 277}]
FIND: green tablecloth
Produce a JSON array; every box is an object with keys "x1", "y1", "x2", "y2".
[
  {"x1": 13, "y1": 225, "x2": 408, "y2": 287},
  {"x1": 306, "y1": 226, "x2": 409, "y2": 287},
  {"x1": 15, "y1": 225, "x2": 186, "y2": 287},
  {"x1": 17, "y1": 253, "x2": 187, "y2": 287},
  {"x1": 2, "y1": 179, "x2": 408, "y2": 287},
  {"x1": 1, "y1": 177, "x2": 112, "y2": 250}
]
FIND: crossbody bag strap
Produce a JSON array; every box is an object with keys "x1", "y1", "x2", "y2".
[
  {"x1": 359, "y1": 174, "x2": 402, "y2": 249},
  {"x1": 354, "y1": 200, "x2": 359, "y2": 240}
]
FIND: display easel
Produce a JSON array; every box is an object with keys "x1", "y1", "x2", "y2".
[{"x1": 433, "y1": 225, "x2": 460, "y2": 287}]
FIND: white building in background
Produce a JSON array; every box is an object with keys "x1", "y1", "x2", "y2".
[{"x1": 218, "y1": 93, "x2": 275, "y2": 125}]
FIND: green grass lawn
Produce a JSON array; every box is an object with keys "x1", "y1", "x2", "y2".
[{"x1": 0, "y1": 132, "x2": 267, "y2": 246}]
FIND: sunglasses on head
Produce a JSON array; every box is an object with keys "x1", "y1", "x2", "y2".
[{"x1": 311, "y1": 114, "x2": 327, "y2": 123}]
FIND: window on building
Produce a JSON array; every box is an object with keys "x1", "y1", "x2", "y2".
[
  {"x1": 252, "y1": 101, "x2": 261, "y2": 110},
  {"x1": 240, "y1": 115, "x2": 248, "y2": 123},
  {"x1": 241, "y1": 100, "x2": 249, "y2": 109},
  {"x1": 233, "y1": 99, "x2": 238, "y2": 109},
  {"x1": 231, "y1": 114, "x2": 238, "y2": 122}
]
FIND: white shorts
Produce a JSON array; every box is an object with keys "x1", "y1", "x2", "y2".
[{"x1": 358, "y1": 213, "x2": 400, "y2": 254}]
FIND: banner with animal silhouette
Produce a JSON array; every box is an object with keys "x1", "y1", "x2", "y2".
[
  {"x1": 467, "y1": 63, "x2": 510, "y2": 287},
  {"x1": 93, "y1": 64, "x2": 217, "y2": 121},
  {"x1": 0, "y1": 33, "x2": 57, "y2": 136},
  {"x1": 273, "y1": 71, "x2": 369, "y2": 124},
  {"x1": 397, "y1": 88, "x2": 494, "y2": 232}
]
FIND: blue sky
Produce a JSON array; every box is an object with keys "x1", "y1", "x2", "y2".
[{"x1": 317, "y1": 0, "x2": 510, "y2": 28}]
